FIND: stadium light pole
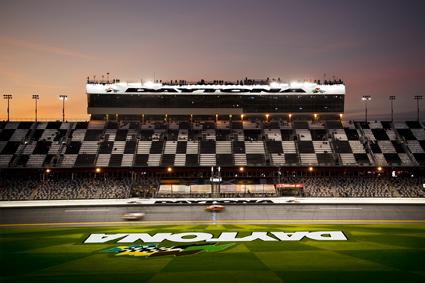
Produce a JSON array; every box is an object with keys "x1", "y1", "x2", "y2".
[
  {"x1": 3, "y1": 94, "x2": 13, "y2": 121},
  {"x1": 361, "y1": 95, "x2": 372, "y2": 122},
  {"x1": 414, "y1": 95, "x2": 423, "y2": 121},
  {"x1": 59, "y1": 95, "x2": 68, "y2": 122},
  {"x1": 32, "y1": 94, "x2": 39, "y2": 122},
  {"x1": 389, "y1": 96, "x2": 395, "y2": 122}
]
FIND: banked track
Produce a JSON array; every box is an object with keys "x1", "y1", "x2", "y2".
[{"x1": 1, "y1": 200, "x2": 425, "y2": 228}]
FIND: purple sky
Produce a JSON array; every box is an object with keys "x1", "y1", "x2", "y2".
[{"x1": 0, "y1": 0, "x2": 424, "y2": 120}]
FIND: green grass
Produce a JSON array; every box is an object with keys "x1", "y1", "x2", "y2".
[{"x1": 1, "y1": 224, "x2": 425, "y2": 282}]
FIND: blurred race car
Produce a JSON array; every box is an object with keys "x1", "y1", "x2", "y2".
[
  {"x1": 122, "y1": 212, "x2": 145, "y2": 220},
  {"x1": 205, "y1": 205, "x2": 225, "y2": 212}
]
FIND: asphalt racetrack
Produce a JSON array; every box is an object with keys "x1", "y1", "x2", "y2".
[{"x1": 1, "y1": 204, "x2": 425, "y2": 227}]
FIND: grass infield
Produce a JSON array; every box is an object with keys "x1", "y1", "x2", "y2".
[{"x1": 1, "y1": 224, "x2": 424, "y2": 283}]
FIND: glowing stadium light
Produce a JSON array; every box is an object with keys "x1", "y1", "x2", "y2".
[
  {"x1": 308, "y1": 166, "x2": 314, "y2": 172},
  {"x1": 3, "y1": 94, "x2": 12, "y2": 121},
  {"x1": 288, "y1": 113, "x2": 292, "y2": 121},
  {"x1": 339, "y1": 113, "x2": 343, "y2": 120},
  {"x1": 239, "y1": 167, "x2": 244, "y2": 172},
  {"x1": 269, "y1": 82, "x2": 280, "y2": 88},
  {"x1": 59, "y1": 95, "x2": 68, "y2": 122},
  {"x1": 313, "y1": 113, "x2": 318, "y2": 120},
  {"x1": 389, "y1": 96, "x2": 396, "y2": 122},
  {"x1": 167, "y1": 167, "x2": 173, "y2": 173},
  {"x1": 96, "y1": 167, "x2": 101, "y2": 173},
  {"x1": 265, "y1": 114, "x2": 269, "y2": 122},
  {"x1": 377, "y1": 166, "x2": 383, "y2": 172},
  {"x1": 45, "y1": 168, "x2": 51, "y2": 173},
  {"x1": 303, "y1": 81, "x2": 316, "y2": 88},
  {"x1": 414, "y1": 95, "x2": 423, "y2": 121},
  {"x1": 361, "y1": 95, "x2": 372, "y2": 122},
  {"x1": 32, "y1": 94, "x2": 39, "y2": 122},
  {"x1": 144, "y1": 81, "x2": 155, "y2": 88},
  {"x1": 241, "y1": 114, "x2": 244, "y2": 121}
]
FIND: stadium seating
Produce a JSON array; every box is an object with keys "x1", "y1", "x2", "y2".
[
  {"x1": 0, "y1": 119, "x2": 424, "y2": 168},
  {"x1": 1, "y1": 173, "x2": 424, "y2": 200}
]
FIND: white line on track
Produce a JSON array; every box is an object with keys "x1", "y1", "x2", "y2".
[
  {"x1": 319, "y1": 207, "x2": 363, "y2": 210},
  {"x1": 64, "y1": 209, "x2": 110, "y2": 213}
]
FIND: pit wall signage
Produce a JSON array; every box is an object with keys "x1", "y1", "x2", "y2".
[
  {"x1": 153, "y1": 199, "x2": 274, "y2": 204},
  {"x1": 85, "y1": 231, "x2": 347, "y2": 244}
]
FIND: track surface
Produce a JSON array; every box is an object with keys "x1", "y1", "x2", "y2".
[{"x1": 1, "y1": 204, "x2": 425, "y2": 227}]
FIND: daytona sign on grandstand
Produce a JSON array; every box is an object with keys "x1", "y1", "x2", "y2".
[
  {"x1": 123, "y1": 87, "x2": 324, "y2": 93},
  {"x1": 85, "y1": 231, "x2": 347, "y2": 243}
]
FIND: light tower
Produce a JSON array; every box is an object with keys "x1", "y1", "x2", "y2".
[
  {"x1": 361, "y1": 95, "x2": 372, "y2": 122},
  {"x1": 3, "y1": 94, "x2": 12, "y2": 121},
  {"x1": 389, "y1": 96, "x2": 395, "y2": 122},
  {"x1": 32, "y1": 94, "x2": 39, "y2": 122},
  {"x1": 59, "y1": 95, "x2": 68, "y2": 122},
  {"x1": 414, "y1": 96, "x2": 423, "y2": 121}
]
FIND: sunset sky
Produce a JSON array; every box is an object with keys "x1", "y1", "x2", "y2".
[{"x1": 0, "y1": 0, "x2": 424, "y2": 121}]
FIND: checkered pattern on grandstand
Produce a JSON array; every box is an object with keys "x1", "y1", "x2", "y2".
[{"x1": 1, "y1": 119, "x2": 424, "y2": 168}]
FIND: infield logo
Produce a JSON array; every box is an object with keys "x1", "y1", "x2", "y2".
[
  {"x1": 102, "y1": 243, "x2": 235, "y2": 258},
  {"x1": 85, "y1": 231, "x2": 347, "y2": 244}
]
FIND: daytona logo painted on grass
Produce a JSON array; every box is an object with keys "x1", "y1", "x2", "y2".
[
  {"x1": 102, "y1": 243, "x2": 235, "y2": 258},
  {"x1": 85, "y1": 231, "x2": 347, "y2": 243}
]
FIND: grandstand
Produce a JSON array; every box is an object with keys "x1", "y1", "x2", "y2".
[
  {"x1": 1, "y1": 119, "x2": 424, "y2": 169},
  {"x1": 1, "y1": 119, "x2": 425, "y2": 200},
  {"x1": 1, "y1": 78, "x2": 424, "y2": 200}
]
